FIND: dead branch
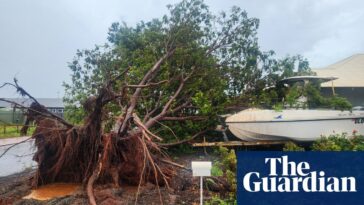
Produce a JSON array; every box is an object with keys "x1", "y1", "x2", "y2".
[
  {"x1": 0, "y1": 98, "x2": 72, "y2": 128},
  {"x1": 0, "y1": 79, "x2": 41, "y2": 105},
  {"x1": 0, "y1": 137, "x2": 32, "y2": 158},
  {"x1": 160, "y1": 159, "x2": 189, "y2": 170}
]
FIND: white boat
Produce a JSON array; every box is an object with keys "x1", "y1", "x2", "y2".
[{"x1": 226, "y1": 109, "x2": 364, "y2": 141}]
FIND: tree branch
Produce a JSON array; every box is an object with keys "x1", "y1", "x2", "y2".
[
  {"x1": 126, "y1": 80, "x2": 168, "y2": 88},
  {"x1": 160, "y1": 116, "x2": 207, "y2": 121},
  {"x1": 143, "y1": 92, "x2": 163, "y2": 123},
  {"x1": 133, "y1": 113, "x2": 163, "y2": 141},
  {"x1": 169, "y1": 100, "x2": 191, "y2": 114},
  {"x1": 144, "y1": 67, "x2": 196, "y2": 129},
  {"x1": 118, "y1": 49, "x2": 175, "y2": 135},
  {"x1": 144, "y1": 77, "x2": 186, "y2": 129},
  {"x1": 157, "y1": 130, "x2": 208, "y2": 147}
]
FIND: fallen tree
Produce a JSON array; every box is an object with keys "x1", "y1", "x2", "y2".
[
  {"x1": 2, "y1": 79, "x2": 181, "y2": 204},
  {"x1": 0, "y1": 1, "x2": 291, "y2": 204}
]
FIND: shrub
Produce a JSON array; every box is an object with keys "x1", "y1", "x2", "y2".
[
  {"x1": 311, "y1": 133, "x2": 364, "y2": 151},
  {"x1": 283, "y1": 141, "x2": 305, "y2": 151},
  {"x1": 212, "y1": 147, "x2": 237, "y2": 197},
  {"x1": 206, "y1": 195, "x2": 237, "y2": 205}
]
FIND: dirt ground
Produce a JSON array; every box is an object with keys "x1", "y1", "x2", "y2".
[{"x1": 0, "y1": 152, "x2": 227, "y2": 205}]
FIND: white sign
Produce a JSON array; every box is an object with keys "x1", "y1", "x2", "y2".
[
  {"x1": 192, "y1": 161, "x2": 212, "y2": 176},
  {"x1": 191, "y1": 161, "x2": 212, "y2": 205}
]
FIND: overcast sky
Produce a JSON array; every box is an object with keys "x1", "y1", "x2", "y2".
[{"x1": 0, "y1": 0, "x2": 363, "y2": 98}]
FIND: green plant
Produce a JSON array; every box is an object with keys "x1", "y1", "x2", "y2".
[
  {"x1": 285, "y1": 85, "x2": 302, "y2": 108},
  {"x1": 272, "y1": 103, "x2": 284, "y2": 112},
  {"x1": 351, "y1": 135, "x2": 364, "y2": 151},
  {"x1": 329, "y1": 96, "x2": 352, "y2": 110},
  {"x1": 283, "y1": 141, "x2": 305, "y2": 151},
  {"x1": 211, "y1": 164, "x2": 223, "y2": 176},
  {"x1": 304, "y1": 84, "x2": 352, "y2": 110},
  {"x1": 205, "y1": 195, "x2": 237, "y2": 205},
  {"x1": 213, "y1": 147, "x2": 237, "y2": 195},
  {"x1": 311, "y1": 133, "x2": 364, "y2": 151},
  {"x1": 271, "y1": 83, "x2": 352, "y2": 111},
  {"x1": 226, "y1": 169, "x2": 236, "y2": 193}
]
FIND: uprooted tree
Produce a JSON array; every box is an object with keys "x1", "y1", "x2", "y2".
[{"x1": 0, "y1": 0, "x2": 314, "y2": 204}]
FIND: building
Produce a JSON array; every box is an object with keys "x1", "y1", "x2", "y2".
[
  {"x1": 314, "y1": 54, "x2": 364, "y2": 107},
  {"x1": 0, "y1": 98, "x2": 64, "y2": 124}
]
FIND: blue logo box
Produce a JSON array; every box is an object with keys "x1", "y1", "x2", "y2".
[{"x1": 237, "y1": 152, "x2": 364, "y2": 205}]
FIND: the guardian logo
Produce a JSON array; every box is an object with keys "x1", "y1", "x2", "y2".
[{"x1": 243, "y1": 156, "x2": 357, "y2": 193}]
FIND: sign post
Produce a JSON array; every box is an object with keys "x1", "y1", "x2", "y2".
[{"x1": 191, "y1": 161, "x2": 212, "y2": 205}]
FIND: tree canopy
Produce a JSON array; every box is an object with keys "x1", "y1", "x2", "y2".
[{"x1": 63, "y1": 0, "x2": 313, "y2": 142}]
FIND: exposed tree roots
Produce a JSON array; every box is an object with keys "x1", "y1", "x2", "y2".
[
  {"x1": 26, "y1": 106, "x2": 175, "y2": 204},
  {"x1": 7, "y1": 85, "x2": 176, "y2": 205}
]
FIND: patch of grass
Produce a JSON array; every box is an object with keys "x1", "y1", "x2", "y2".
[
  {"x1": 0, "y1": 125, "x2": 35, "y2": 139},
  {"x1": 205, "y1": 195, "x2": 237, "y2": 205}
]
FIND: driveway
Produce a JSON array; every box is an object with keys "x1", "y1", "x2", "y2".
[{"x1": 0, "y1": 136, "x2": 36, "y2": 177}]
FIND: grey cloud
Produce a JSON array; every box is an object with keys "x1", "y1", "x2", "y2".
[{"x1": 0, "y1": 0, "x2": 363, "y2": 97}]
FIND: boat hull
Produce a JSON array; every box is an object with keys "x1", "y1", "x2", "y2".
[{"x1": 226, "y1": 109, "x2": 364, "y2": 141}]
